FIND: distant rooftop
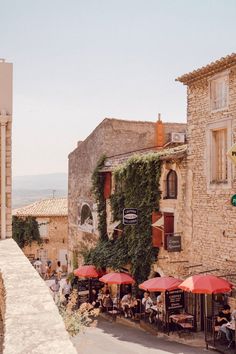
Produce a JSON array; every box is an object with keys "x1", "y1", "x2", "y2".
[
  {"x1": 100, "y1": 144, "x2": 187, "y2": 172},
  {"x1": 13, "y1": 197, "x2": 68, "y2": 217},
  {"x1": 176, "y1": 53, "x2": 236, "y2": 84}
]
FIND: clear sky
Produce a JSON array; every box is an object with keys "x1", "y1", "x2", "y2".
[{"x1": 1, "y1": 0, "x2": 236, "y2": 176}]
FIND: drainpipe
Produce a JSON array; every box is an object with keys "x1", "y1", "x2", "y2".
[{"x1": 0, "y1": 111, "x2": 8, "y2": 239}]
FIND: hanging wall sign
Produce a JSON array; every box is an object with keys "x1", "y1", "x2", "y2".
[
  {"x1": 227, "y1": 143, "x2": 236, "y2": 165},
  {"x1": 123, "y1": 208, "x2": 138, "y2": 225}
]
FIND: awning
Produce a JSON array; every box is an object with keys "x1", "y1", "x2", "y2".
[
  {"x1": 152, "y1": 215, "x2": 164, "y2": 228},
  {"x1": 107, "y1": 220, "x2": 121, "y2": 236}
]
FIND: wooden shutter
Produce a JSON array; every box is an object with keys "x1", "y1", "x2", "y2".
[
  {"x1": 164, "y1": 213, "x2": 174, "y2": 250},
  {"x1": 104, "y1": 172, "x2": 112, "y2": 199},
  {"x1": 152, "y1": 211, "x2": 163, "y2": 247}
]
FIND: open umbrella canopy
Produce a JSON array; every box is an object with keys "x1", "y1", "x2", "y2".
[
  {"x1": 178, "y1": 274, "x2": 233, "y2": 294},
  {"x1": 139, "y1": 276, "x2": 183, "y2": 292},
  {"x1": 74, "y1": 265, "x2": 102, "y2": 278},
  {"x1": 99, "y1": 272, "x2": 135, "y2": 285}
]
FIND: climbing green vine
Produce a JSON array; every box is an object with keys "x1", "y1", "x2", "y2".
[
  {"x1": 12, "y1": 215, "x2": 42, "y2": 249},
  {"x1": 91, "y1": 155, "x2": 107, "y2": 241},
  {"x1": 85, "y1": 153, "x2": 162, "y2": 284}
]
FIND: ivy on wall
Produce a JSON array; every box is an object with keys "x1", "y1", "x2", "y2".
[
  {"x1": 85, "y1": 153, "x2": 162, "y2": 284},
  {"x1": 91, "y1": 155, "x2": 107, "y2": 242},
  {"x1": 12, "y1": 215, "x2": 42, "y2": 249}
]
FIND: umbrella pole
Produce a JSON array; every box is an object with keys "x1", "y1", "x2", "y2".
[
  {"x1": 89, "y1": 278, "x2": 92, "y2": 303},
  {"x1": 204, "y1": 293, "x2": 208, "y2": 349}
]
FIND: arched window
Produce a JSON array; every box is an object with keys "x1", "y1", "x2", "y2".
[
  {"x1": 81, "y1": 204, "x2": 93, "y2": 226},
  {"x1": 166, "y1": 170, "x2": 178, "y2": 199}
]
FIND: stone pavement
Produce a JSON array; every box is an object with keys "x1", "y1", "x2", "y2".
[{"x1": 73, "y1": 317, "x2": 207, "y2": 354}]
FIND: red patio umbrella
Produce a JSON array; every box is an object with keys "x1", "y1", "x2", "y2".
[
  {"x1": 74, "y1": 265, "x2": 102, "y2": 278},
  {"x1": 139, "y1": 276, "x2": 183, "y2": 292},
  {"x1": 99, "y1": 272, "x2": 135, "y2": 284},
  {"x1": 178, "y1": 274, "x2": 233, "y2": 349},
  {"x1": 178, "y1": 274, "x2": 233, "y2": 294}
]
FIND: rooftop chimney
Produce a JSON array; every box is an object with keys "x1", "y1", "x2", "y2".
[{"x1": 155, "y1": 113, "x2": 165, "y2": 147}]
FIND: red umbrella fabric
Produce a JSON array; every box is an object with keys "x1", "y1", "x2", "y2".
[
  {"x1": 139, "y1": 276, "x2": 183, "y2": 292},
  {"x1": 99, "y1": 272, "x2": 135, "y2": 285},
  {"x1": 74, "y1": 265, "x2": 102, "y2": 278},
  {"x1": 178, "y1": 274, "x2": 233, "y2": 294}
]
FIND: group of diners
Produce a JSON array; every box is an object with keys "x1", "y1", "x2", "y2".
[{"x1": 92, "y1": 286, "x2": 165, "y2": 322}]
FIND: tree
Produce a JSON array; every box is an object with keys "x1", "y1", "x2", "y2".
[{"x1": 12, "y1": 215, "x2": 42, "y2": 249}]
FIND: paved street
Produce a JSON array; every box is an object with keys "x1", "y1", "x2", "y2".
[{"x1": 72, "y1": 317, "x2": 207, "y2": 354}]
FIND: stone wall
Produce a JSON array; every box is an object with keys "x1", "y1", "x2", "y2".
[
  {"x1": 185, "y1": 66, "x2": 236, "y2": 278},
  {"x1": 0, "y1": 238, "x2": 76, "y2": 354}
]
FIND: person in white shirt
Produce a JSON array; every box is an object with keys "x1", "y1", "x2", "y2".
[
  {"x1": 121, "y1": 293, "x2": 133, "y2": 318},
  {"x1": 62, "y1": 279, "x2": 71, "y2": 304},
  {"x1": 142, "y1": 291, "x2": 154, "y2": 323},
  {"x1": 34, "y1": 258, "x2": 42, "y2": 276},
  {"x1": 50, "y1": 279, "x2": 60, "y2": 304}
]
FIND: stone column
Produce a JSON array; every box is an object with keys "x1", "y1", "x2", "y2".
[{"x1": 0, "y1": 113, "x2": 10, "y2": 240}]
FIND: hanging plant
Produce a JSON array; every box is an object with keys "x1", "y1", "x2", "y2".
[{"x1": 85, "y1": 153, "x2": 162, "y2": 284}]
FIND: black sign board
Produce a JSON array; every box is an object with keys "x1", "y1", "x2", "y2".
[
  {"x1": 165, "y1": 289, "x2": 184, "y2": 311},
  {"x1": 167, "y1": 235, "x2": 181, "y2": 252},
  {"x1": 123, "y1": 208, "x2": 138, "y2": 225}
]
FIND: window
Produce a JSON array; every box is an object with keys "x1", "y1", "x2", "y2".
[
  {"x1": 37, "y1": 219, "x2": 48, "y2": 237},
  {"x1": 210, "y1": 74, "x2": 228, "y2": 111},
  {"x1": 211, "y1": 128, "x2": 227, "y2": 183},
  {"x1": 80, "y1": 204, "x2": 93, "y2": 225},
  {"x1": 166, "y1": 170, "x2": 178, "y2": 199}
]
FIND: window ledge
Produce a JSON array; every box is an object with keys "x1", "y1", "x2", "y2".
[{"x1": 210, "y1": 106, "x2": 228, "y2": 113}]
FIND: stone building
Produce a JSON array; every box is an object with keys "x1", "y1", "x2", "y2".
[
  {"x1": 13, "y1": 197, "x2": 68, "y2": 272},
  {"x1": 0, "y1": 59, "x2": 12, "y2": 240},
  {"x1": 176, "y1": 53, "x2": 236, "y2": 280},
  {"x1": 99, "y1": 143, "x2": 188, "y2": 277},
  {"x1": 68, "y1": 117, "x2": 186, "y2": 270}
]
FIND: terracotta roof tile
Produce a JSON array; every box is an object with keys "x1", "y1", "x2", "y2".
[
  {"x1": 176, "y1": 53, "x2": 236, "y2": 85},
  {"x1": 13, "y1": 198, "x2": 68, "y2": 217}
]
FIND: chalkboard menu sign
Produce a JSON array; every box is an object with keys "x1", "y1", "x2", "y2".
[
  {"x1": 165, "y1": 289, "x2": 184, "y2": 311},
  {"x1": 166, "y1": 235, "x2": 181, "y2": 252}
]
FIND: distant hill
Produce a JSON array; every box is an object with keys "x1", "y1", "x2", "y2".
[{"x1": 13, "y1": 173, "x2": 68, "y2": 208}]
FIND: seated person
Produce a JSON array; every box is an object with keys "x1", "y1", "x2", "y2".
[
  {"x1": 102, "y1": 289, "x2": 113, "y2": 311},
  {"x1": 224, "y1": 308, "x2": 236, "y2": 348},
  {"x1": 121, "y1": 292, "x2": 136, "y2": 318},
  {"x1": 216, "y1": 304, "x2": 231, "y2": 326},
  {"x1": 142, "y1": 291, "x2": 154, "y2": 323},
  {"x1": 90, "y1": 289, "x2": 100, "y2": 308},
  {"x1": 156, "y1": 292, "x2": 164, "y2": 320},
  {"x1": 217, "y1": 304, "x2": 231, "y2": 338}
]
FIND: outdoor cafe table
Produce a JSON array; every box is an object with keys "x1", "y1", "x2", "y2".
[{"x1": 169, "y1": 313, "x2": 194, "y2": 333}]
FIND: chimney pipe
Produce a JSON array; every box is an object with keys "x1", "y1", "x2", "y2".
[{"x1": 155, "y1": 113, "x2": 165, "y2": 147}]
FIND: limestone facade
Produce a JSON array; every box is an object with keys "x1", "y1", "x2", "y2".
[
  {"x1": 68, "y1": 117, "x2": 186, "y2": 270},
  {"x1": 176, "y1": 53, "x2": 236, "y2": 280}
]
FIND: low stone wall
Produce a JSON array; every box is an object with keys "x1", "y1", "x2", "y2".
[{"x1": 0, "y1": 239, "x2": 77, "y2": 354}]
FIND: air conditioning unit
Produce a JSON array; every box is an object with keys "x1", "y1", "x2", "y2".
[{"x1": 171, "y1": 132, "x2": 185, "y2": 143}]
